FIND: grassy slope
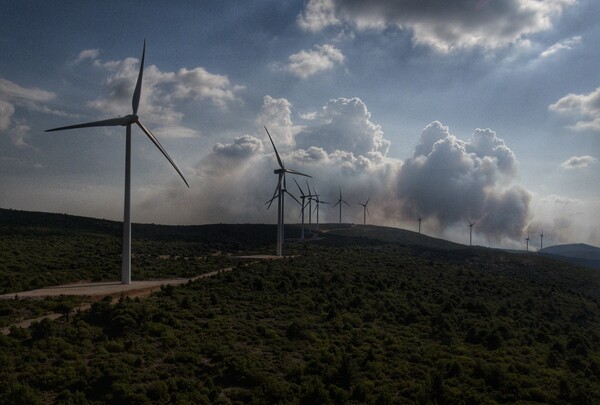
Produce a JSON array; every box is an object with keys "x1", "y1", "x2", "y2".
[{"x1": 1, "y1": 209, "x2": 600, "y2": 403}]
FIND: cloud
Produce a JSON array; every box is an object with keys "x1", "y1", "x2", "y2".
[
  {"x1": 560, "y1": 155, "x2": 597, "y2": 170},
  {"x1": 396, "y1": 121, "x2": 529, "y2": 241},
  {"x1": 297, "y1": 0, "x2": 340, "y2": 32},
  {"x1": 549, "y1": 86, "x2": 600, "y2": 131},
  {"x1": 0, "y1": 77, "x2": 58, "y2": 147},
  {"x1": 284, "y1": 44, "x2": 345, "y2": 79},
  {"x1": 295, "y1": 97, "x2": 390, "y2": 158},
  {"x1": 256, "y1": 95, "x2": 302, "y2": 148},
  {"x1": 75, "y1": 49, "x2": 101, "y2": 63},
  {"x1": 0, "y1": 78, "x2": 55, "y2": 103},
  {"x1": 213, "y1": 135, "x2": 263, "y2": 158},
  {"x1": 85, "y1": 53, "x2": 244, "y2": 137},
  {"x1": 540, "y1": 35, "x2": 581, "y2": 58},
  {"x1": 298, "y1": 0, "x2": 575, "y2": 52},
  {"x1": 0, "y1": 99, "x2": 14, "y2": 131},
  {"x1": 9, "y1": 123, "x2": 32, "y2": 148}
]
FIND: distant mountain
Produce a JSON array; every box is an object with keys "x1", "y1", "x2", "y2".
[{"x1": 542, "y1": 243, "x2": 600, "y2": 270}]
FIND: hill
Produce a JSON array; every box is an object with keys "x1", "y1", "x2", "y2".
[
  {"x1": 1, "y1": 208, "x2": 600, "y2": 403},
  {"x1": 542, "y1": 243, "x2": 600, "y2": 270}
]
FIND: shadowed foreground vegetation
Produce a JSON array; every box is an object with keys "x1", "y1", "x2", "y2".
[{"x1": 1, "y1": 209, "x2": 600, "y2": 403}]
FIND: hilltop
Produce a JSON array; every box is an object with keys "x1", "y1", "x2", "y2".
[
  {"x1": 1, "y1": 208, "x2": 600, "y2": 403},
  {"x1": 542, "y1": 243, "x2": 600, "y2": 270}
]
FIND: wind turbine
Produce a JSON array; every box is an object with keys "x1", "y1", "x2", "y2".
[
  {"x1": 525, "y1": 234, "x2": 530, "y2": 252},
  {"x1": 45, "y1": 41, "x2": 188, "y2": 285},
  {"x1": 467, "y1": 218, "x2": 476, "y2": 247},
  {"x1": 417, "y1": 214, "x2": 422, "y2": 234},
  {"x1": 540, "y1": 231, "x2": 544, "y2": 252},
  {"x1": 312, "y1": 186, "x2": 328, "y2": 232},
  {"x1": 333, "y1": 187, "x2": 350, "y2": 224},
  {"x1": 294, "y1": 178, "x2": 308, "y2": 240},
  {"x1": 264, "y1": 126, "x2": 311, "y2": 256},
  {"x1": 357, "y1": 196, "x2": 370, "y2": 226},
  {"x1": 306, "y1": 180, "x2": 316, "y2": 230}
]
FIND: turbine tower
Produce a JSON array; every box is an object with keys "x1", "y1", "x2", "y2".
[
  {"x1": 333, "y1": 187, "x2": 350, "y2": 224},
  {"x1": 264, "y1": 126, "x2": 310, "y2": 256},
  {"x1": 540, "y1": 231, "x2": 544, "y2": 252},
  {"x1": 45, "y1": 41, "x2": 188, "y2": 285},
  {"x1": 525, "y1": 234, "x2": 530, "y2": 252},
  {"x1": 357, "y1": 196, "x2": 371, "y2": 226},
  {"x1": 467, "y1": 218, "x2": 476, "y2": 247},
  {"x1": 417, "y1": 214, "x2": 422, "y2": 234}
]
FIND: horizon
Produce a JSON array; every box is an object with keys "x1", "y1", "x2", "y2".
[
  {"x1": 1, "y1": 1, "x2": 599, "y2": 250},
  {"x1": 2, "y1": 206, "x2": 598, "y2": 251}
]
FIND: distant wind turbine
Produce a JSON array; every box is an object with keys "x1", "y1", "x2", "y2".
[
  {"x1": 540, "y1": 231, "x2": 544, "y2": 252},
  {"x1": 467, "y1": 218, "x2": 476, "y2": 247},
  {"x1": 294, "y1": 178, "x2": 308, "y2": 240},
  {"x1": 357, "y1": 196, "x2": 370, "y2": 226},
  {"x1": 333, "y1": 187, "x2": 350, "y2": 224},
  {"x1": 417, "y1": 214, "x2": 422, "y2": 234},
  {"x1": 45, "y1": 40, "x2": 189, "y2": 285},
  {"x1": 306, "y1": 180, "x2": 316, "y2": 230},
  {"x1": 525, "y1": 234, "x2": 530, "y2": 252},
  {"x1": 264, "y1": 126, "x2": 311, "y2": 256},
  {"x1": 312, "y1": 186, "x2": 328, "y2": 232}
]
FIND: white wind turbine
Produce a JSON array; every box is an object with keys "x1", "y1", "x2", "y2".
[
  {"x1": 264, "y1": 126, "x2": 310, "y2": 256},
  {"x1": 45, "y1": 40, "x2": 189, "y2": 285},
  {"x1": 357, "y1": 196, "x2": 370, "y2": 226},
  {"x1": 333, "y1": 187, "x2": 350, "y2": 224}
]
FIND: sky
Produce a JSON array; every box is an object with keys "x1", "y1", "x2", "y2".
[{"x1": 1, "y1": 0, "x2": 599, "y2": 249}]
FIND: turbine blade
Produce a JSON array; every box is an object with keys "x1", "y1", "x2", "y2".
[
  {"x1": 45, "y1": 116, "x2": 132, "y2": 132},
  {"x1": 265, "y1": 182, "x2": 279, "y2": 209},
  {"x1": 333, "y1": 201, "x2": 340, "y2": 207},
  {"x1": 264, "y1": 126, "x2": 285, "y2": 170},
  {"x1": 132, "y1": 40, "x2": 146, "y2": 115},
  {"x1": 293, "y1": 178, "x2": 304, "y2": 196},
  {"x1": 366, "y1": 196, "x2": 370, "y2": 205},
  {"x1": 136, "y1": 121, "x2": 189, "y2": 188},
  {"x1": 343, "y1": 200, "x2": 350, "y2": 207},
  {"x1": 284, "y1": 168, "x2": 312, "y2": 178},
  {"x1": 285, "y1": 190, "x2": 301, "y2": 206}
]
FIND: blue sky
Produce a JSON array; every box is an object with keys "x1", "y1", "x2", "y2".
[{"x1": 1, "y1": 0, "x2": 599, "y2": 249}]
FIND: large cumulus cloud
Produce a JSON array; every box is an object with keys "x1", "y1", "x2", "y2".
[
  {"x1": 397, "y1": 121, "x2": 530, "y2": 242},
  {"x1": 298, "y1": 0, "x2": 575, "y2": 52},
  {"x1": 295, "y1": 97, "x2": 390, "y2": 159}
]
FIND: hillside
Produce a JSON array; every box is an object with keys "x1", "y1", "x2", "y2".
[
  {"x1": 542, "y1": 243, "x2": 600, "y2": 270},
  {"x1": 1, "y1": 209, "x2": 600, "y2": 403}
]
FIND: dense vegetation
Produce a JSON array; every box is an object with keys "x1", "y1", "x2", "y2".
[{"x1": 1, "y1": 209, "x2": 600, "y2": 403}]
